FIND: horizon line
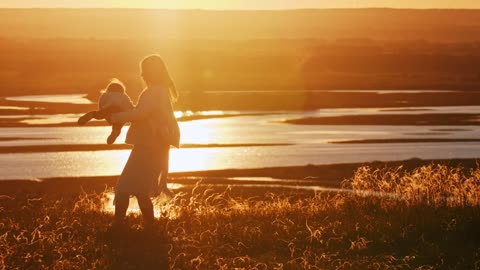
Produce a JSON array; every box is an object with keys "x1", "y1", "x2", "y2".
[{"x1": 0, "y1": 7, "x2": 480, "y2": 11}]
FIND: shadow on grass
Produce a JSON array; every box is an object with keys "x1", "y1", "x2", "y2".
[{"x1": 98, "y1": 225, "x2": 171, "y2": 269}]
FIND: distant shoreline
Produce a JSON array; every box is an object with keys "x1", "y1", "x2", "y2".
[
  {"x1": 0, "y1": 143, "x2": 293, "y2": 153},
  {"x1": 3, "y1": 91, "x2": 480, "y2": 122},
  {"x1": 2, "y1": 8, "x2": 480, "y2": 11},
  {"x1": 283, "y1": 113, "x2": 480, "y2": 126},
  {"x1": 330, "y1": 138, "x2": 480, "y2": 144}
]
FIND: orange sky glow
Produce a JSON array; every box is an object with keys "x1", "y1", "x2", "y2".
[{"x1": 0, "y1": 0, "x2": 479, "y2": 9}]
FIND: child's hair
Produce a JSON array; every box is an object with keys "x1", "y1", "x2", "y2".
[
  {"x1": 140, "y1": 54, "x2": 178, "y2": 103},
  {"x1": 104, "y1": 78, "x2": 126, "y2": 93}
]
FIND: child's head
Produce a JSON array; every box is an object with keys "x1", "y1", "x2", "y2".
[
  {"x1": 140, "y1": 54, "x2": 178, "y2": 102},
  {"x1": 104, "y1": 78, "x2": 126, "y2": 93}
]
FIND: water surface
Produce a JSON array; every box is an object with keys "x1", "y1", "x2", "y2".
[
  {"x1": 1, "y1": 95, "x2": 480, "y2": 180},
  {"x1": 5, "y1": 94, "x2": 92, "y2": 104}
]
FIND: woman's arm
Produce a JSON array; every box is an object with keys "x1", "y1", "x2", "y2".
[
  {"x1": 118, "y1": 93, "x2": 135, "y2": 111},
  {"x1": 110, "y1": 92, "x2": 153, "y2": 123}
]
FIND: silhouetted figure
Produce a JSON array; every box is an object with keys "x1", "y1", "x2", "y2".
[
  {"x1": 110, "y1": 54, "x2": 180, "y2": 228},
  {"x1": 78, "y1": 79, "x2": 134, "y2": 144}
]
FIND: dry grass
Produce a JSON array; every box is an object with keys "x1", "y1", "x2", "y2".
[
  {"x1": 1, "y1": 164, "x2": 480, "y2": 269},
  {"x1": 345, "y1": 164, "x2": 480, "y2": 207}
]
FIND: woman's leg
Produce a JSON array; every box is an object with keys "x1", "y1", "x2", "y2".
[
  {"x1": 158, "y1": 146, "x2": 170, "y2": 189},
  {"x1": 136, "y1": 194, "x2": 155, "y2": 226},
  {"x1": 158, "y1": 146, "x2": 174, "y2": 198},
  {"x1": 114, "y1": 193, "x2": 129, "y2": 224}
]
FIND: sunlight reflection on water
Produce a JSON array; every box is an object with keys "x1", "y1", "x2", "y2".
[
  {"x1": 6, "y1": 94, "x2": 92, "y2": 104},
  {"x1": 19, "y1": 114, "x2": 83, "y2": 125},
  {"x1": 0, "y1": 106, "x2": 30, "y2": 111},
  {"x1": 99, "y1": 147, "x2": 233, "y2": 175},
  {"x1": 2, "y1": 107, "x2": 480, "y2": 179},
  {"x1": 3, "y1": 142, "x2": 480, "y2": 179}
]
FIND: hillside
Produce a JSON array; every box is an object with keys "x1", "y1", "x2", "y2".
[
  {"x1": 1, "y1": 8, "x2": 480, "y2": 41},
  {"x1": 1, "y1": 9, "x2": 480, "y2": 97}
]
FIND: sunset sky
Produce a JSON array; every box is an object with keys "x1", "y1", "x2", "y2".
[{"x1": 0, "y1": 0, "x2": 479, "y2": 9}]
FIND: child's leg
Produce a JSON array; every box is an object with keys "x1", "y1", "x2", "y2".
[
  {"x1": 78, "y1": 109, "x2": 109, "y2": 126},
  {"x1": 77, "y1": 111, "x2": 97, "y2": 125},
  {"x1": 103, "y1": 106, "x2": 124, "y2": 125},
  {"x1": 91, "y1": 110, "x2": 108, "y2": 120},
  {"x1": 107, "y1": 124, "x2": 123, "y2": 144}
]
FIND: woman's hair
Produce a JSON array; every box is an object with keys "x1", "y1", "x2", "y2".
[
  {"x1": 140, "y1": 54, "x2": 178, "y2": 103},
  {"x1": 104, "y1": 78, "x2": 126, "y2": 93}
]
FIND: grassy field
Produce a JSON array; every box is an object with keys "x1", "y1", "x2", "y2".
[{"x1": 1, "y1": 163, "x2": 480, "y2": 269}]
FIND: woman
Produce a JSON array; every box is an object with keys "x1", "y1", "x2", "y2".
[{"x1": 111, "y1": 54, "x2": 180, "y2": 227}]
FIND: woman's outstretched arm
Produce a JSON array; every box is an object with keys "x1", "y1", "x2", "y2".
[{"x1": 110, "y1": 92, "x2": 154, "y2": 124}]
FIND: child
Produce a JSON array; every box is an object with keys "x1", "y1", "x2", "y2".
[{"x1": 78, "y1": 79, "x2": 134, "y2": 144}]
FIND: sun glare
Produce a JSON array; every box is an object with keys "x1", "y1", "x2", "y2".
[
  {"x1": 178, "y1": 119, "x2": 218, "y2": 145},
  {"x1": 98, "y1": 119, "x2": 222, "y2": 174}
]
